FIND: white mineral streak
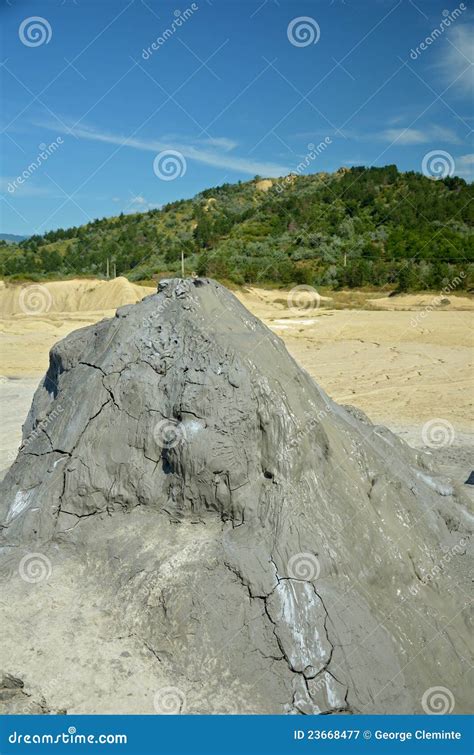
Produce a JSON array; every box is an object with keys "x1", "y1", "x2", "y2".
[{"x1": 6, "y1": 490, "x2": 31, "y2": 523}]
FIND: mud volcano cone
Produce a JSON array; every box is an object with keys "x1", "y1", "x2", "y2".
[{"x1": 0, "y1": 278, "x2": 472, "y2": 715}]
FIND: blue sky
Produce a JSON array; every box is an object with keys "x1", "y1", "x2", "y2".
[{"x1": 1, "y1": 0, "x2": 473, "y2": 235}]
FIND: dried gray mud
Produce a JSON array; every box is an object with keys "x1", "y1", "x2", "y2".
[{"x1": 0, "y1": 279, "x2": 472, "y2": 714}]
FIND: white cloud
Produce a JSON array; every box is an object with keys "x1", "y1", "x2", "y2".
[
  {"x1": 127, "y1": 194, "x2": 161, "y2": 211},
  {"x1": 438, "y1": 25, "x2": 474, "y2": 97},
  {"x1": 35, "y1": 120, "x2": 289, "y2": 178},
  {"x1": 379, "y1": 128, "x2": 428, "y2": 145},
  {"x1": 377, "y1": 125, "x2": 462, "y2": 145},
  {"x1": 455, "y1": 153, "x2": 474, "y2": 181},
  {"x1": 159, "y1": 134, "x2": 239, "y2": 152},
  {"x1": 201, "y1": 136, "x2": 238, "y2": 152}
]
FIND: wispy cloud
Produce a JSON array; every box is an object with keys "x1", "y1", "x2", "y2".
[
  {"x1": 377, "y1": 128, "x2": 428, "y2": 145},
  {"x1": 201, "y1": 136, "x2": 239, "y2": 152},
  {"x1": 297, "y1": 124, "x2": 462, "y2": 146},
  {"x1": 158, "y1": 134, "x2": 239, "y2": 152},
  {"x1": 376, "y1": 124, "x2": 463, "y2": 145},
  {"x1": 437, "y1": 25, "x2": 474, "y2": 97},
  {"x1": 35, "y1": 120, "x2": 289, "y2": 177},
  {"x1": 455, "y1": 153, "x2": 474, "y2": 181}
]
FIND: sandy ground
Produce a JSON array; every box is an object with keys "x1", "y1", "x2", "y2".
[{"x1": 0, "y1": 278, "x2": 472, "y2": 482}]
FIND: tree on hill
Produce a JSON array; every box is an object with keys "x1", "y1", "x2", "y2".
[{"x1": 1, "y1": 166, "x2": 472, "y2": 291}]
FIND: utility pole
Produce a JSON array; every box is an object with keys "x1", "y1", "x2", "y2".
[
  {"x1": 106, "y1": 257, "x2": 110, "y2": 279},
  {"x1": 181, "y1": 249, "x2": 185, "y2": 278},
  {"x1": 343, "y1": 251, "x2": 347, "y2": 268},
  {"x1": 112, "y1": 262, "x2": 116, "y2": 278}
]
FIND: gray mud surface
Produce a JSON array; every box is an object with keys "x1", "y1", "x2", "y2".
[{"x1": 0, "y1": 279, "x2": 472, "y2": 715}]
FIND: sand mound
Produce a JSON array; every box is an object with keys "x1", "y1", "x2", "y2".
[
  {"x1": 0, "y1": 278, "x2": 472, "y2": 715},
  {"x1": 0, "y1": 277, "x2": 152, "y2": 317},
  {"x1": 369, "y1": 293, "x2": 474, "y2": 311}
]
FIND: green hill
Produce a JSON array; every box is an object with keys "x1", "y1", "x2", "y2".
[{"x1": 2, "y1": 165, "x2": 473, "y2": 292}]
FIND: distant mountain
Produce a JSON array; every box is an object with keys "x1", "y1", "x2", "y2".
[
  {"x1": 1, "y1": 166, "x2": 472, "y2": 291},
  {"x1": 0, "y1": 233, "x2": 29, "y2": 244}
]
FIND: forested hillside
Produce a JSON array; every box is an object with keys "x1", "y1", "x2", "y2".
[{"x1": 1, "y1": 165, "x2": 472, "y2": 291}]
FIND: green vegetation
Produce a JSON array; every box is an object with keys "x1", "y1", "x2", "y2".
[{"x1": 1, "y1": 165, "x2": 472, "y2": 291}]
